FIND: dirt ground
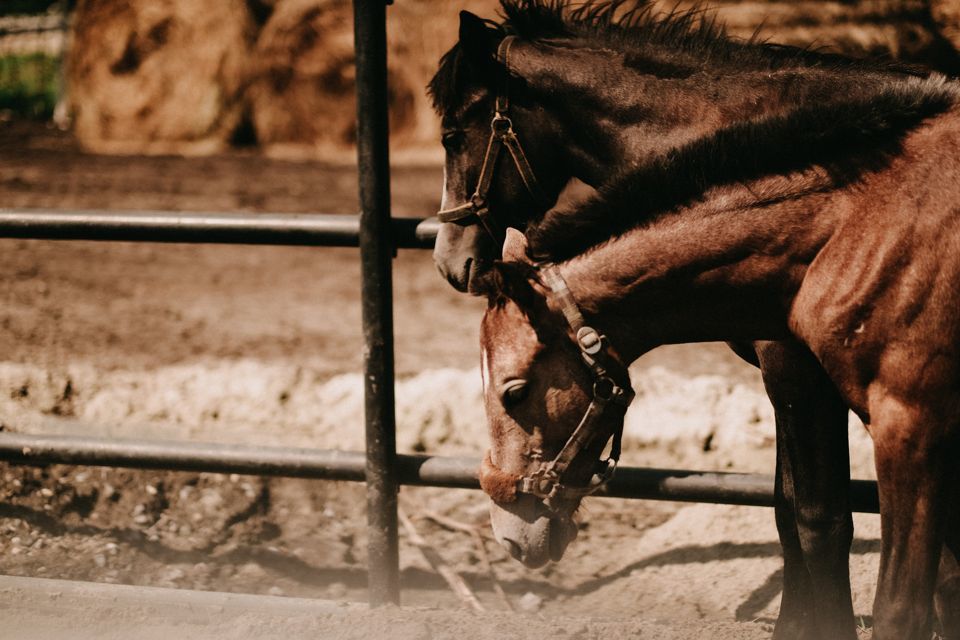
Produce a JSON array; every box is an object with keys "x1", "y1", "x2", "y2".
[{"x1": 0, "y1": 120, "x2": 883, "y2": 639}]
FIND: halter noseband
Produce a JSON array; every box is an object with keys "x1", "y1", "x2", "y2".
[
  {"x1": 479, "y1": 263, "x2": 635, "y2": 509},
  {"x1": 436, "y1": 35, "x2": 551, "y2": 243}
]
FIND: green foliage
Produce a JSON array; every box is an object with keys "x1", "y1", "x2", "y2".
[{"x1": 0, "y1": 53, "x2": 59, "y2": 119}]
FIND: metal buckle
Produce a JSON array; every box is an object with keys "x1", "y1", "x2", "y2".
[
  {"x1": 518, "y1": 459, "x2": 619, "y2": 504},
  {"x1": 576, "y1": 326, "x2": 603, "y2": 355},
  {"x1": 522, "y1": 466, "x2": 559, "y2": 499},
  {"x1": 593, "y1": 376, "x2": 616, "y2": 402},
  {"x1": 491, "y1": 113, "x2": 513, "y2": 135},
  {"x1": 470, "y1": 192, "x2": 486, "y2": 210}
]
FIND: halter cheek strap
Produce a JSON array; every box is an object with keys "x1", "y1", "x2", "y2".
[{"x1": 437, "y1": 36, "x2": 551, "y2": 243}]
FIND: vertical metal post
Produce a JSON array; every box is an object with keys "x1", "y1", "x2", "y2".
[
  {"x1": 53, "y1": 0, "x2": 71, "y2": 128},
  {"x1": 353, "y1": 0, "x2": 400, "y2": 606}
]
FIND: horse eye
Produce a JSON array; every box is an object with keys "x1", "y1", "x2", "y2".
[
  {"x1": 441, "y1": 129, "x2": 465, "y2": 151},
  {"x1": 502, "y1": 380, "x2": 529, "y2": 408}
]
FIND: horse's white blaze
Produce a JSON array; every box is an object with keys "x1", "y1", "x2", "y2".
[
  {"x1": 480, "y1": 346, "x2": 490, "y2": 394},
  {"x1": 440, "y1": 165, "x2": 452, "y2": 211}
]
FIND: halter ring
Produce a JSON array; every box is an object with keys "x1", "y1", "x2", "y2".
[{"x1": 491, "y1": 114, "x2": 513, "y2": 134}]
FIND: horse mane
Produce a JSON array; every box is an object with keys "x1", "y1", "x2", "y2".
[
  {"x1": 525, "y1": 77, "x2": 959, "y2": 261},
  {"x1": 498, "y1": 0, "x2": 863, "y2": 71},
  {"x1": 428, "y1": 0, "x2": 925, "y2": 114}
]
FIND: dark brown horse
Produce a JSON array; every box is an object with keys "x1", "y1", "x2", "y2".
[
  {"x1": 429, "y1": 2, "x2": 905, "y2": 638},
  {"x1": 430, "y1": 2, "x2": 960, "y2": 639}
]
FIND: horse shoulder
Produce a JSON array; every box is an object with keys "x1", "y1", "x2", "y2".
[{"x1": 788, "y1": 156, "x2": 960, "y2": 417}]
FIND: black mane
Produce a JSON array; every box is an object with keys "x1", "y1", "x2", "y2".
[
  {"x1": 470, "y1": 260, "x2": 541, "y2": 307},
  {"x1": 526, "y1": 77, "x2": 958, "y2": 261},
  {"x1": 428, "y1": 0, "x2": 923, "y2": 114}
]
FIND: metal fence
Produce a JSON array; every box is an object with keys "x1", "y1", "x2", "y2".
[
  {"x1": 0, "y1": 0, "x2": 881, "y2": 608},
  {"x1": 0, "y1": 13, "x2": 66, "y2": 56}
]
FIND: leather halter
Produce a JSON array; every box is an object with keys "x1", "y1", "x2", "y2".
[
  {"x1": 480, "y1": 263, "x2": 635, "y2": 508},
  {"x1": 436, "y1": 35, "x2": 551, "y2": 243}
]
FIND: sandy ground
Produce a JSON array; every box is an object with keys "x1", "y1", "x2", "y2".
[
  {"x1": 2, "y1": 575, "x2": 778, "y2": 640},
  {"x1": 0, "y1": 121, "x2": 883, "y2": 639}
]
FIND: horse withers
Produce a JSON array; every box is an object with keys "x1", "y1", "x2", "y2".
[{"x1": 431, "y1": 2, "x2": 960, "y2": 639}]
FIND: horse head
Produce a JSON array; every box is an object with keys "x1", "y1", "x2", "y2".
[
  {"x1": 429, "y1": 11, "x2": 574, "y2": 292},
  {"x1": 475, "y1": 230, "x2": 632, "y2": 567}
]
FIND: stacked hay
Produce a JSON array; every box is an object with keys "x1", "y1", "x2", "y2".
[
  {"x1": 65, "y1": 0, "x2": 960, "y2": 156},
  {"x1": 247, "y1": 0, "x2": 413, "y2": 159},
  {"x1": 66, "y1": 0, "x2": 499, "y2": 158},
  {"x1": 662, "y1": 0, "x2": 958, "y2": 69},
  {"x1": 382, "y1": 0, "x2": 501, "y2": 157},
  {"x1": 67, "y1": 0, "x2": 255, "y2": 155},
  {"x1": 247, "y1": 0, "x2": 496, "y2": 160}
]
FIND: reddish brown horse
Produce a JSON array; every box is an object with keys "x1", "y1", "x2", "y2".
[
  {"x1": 478, "y1": 103, "x2": 960, "y2": 638},
  {"x1": 431, "y1": 2, "x2": 960, "y2": 639}
]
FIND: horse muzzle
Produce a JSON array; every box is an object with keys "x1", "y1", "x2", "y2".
[
  {"x1": 432, "y1": 222, "x2": 494, "y2": 293},
  {"x1": 489, "y1": 496, "x2": 579, "y2": 568}
]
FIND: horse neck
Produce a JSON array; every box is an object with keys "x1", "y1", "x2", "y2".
[
  {"x1": 517, "y1": 42, "x2": 912, "y2": 184},
  {"x1": 553, "y1": 174, "x2": 840, "y2": 360}
]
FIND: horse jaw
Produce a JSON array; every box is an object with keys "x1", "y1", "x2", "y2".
[{"x1": 489, "y1": 496, "x2": 579, "y2": 569}]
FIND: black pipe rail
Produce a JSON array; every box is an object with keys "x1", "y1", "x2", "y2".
[
  {"x1": 0, "y1": 209, "x2": 439, "y2": 248},
  {"x1": 354, "y1": 0, "x2": 400, "y2": 605},
  {"x1": 0, "y1": 433, "x2": 881, "y2": 513},
  {"x1": 0, "y1": 25, "x2": 65, "y2": 36}
]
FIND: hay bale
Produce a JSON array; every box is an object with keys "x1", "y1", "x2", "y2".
[
  {"x1": 247, "y1": 0, "x2": 368, "y2": 159},
  {"x1": 68, "y1": 0, "x2": 255, "y2": 155},
  {"x1": 66, "y1": 0, "x2": 959, "y2": 157},
  {"x1": 385, "y1": 0, "x2": 499, "y2": 156},
  {"x1": 662, "y1": 1, "x2": 956, "y2": 68},
  {"x1": 248, "y1": 0, "x2": 497, "y2": 159}
]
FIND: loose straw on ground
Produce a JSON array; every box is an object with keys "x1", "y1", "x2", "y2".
[
  {"x1": 398, "y1": 507, "x2": 485, "y2": 612},
  {"x1": 423, "y1": 510, "x2": 514, "y2": 612}
]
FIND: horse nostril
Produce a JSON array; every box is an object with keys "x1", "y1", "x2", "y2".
[{"x1": 502, "y1": 537, "x2": 523, "y2": 560}]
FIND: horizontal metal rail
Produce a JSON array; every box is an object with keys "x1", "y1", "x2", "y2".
[
  {"x1": 0, "y1": 209, "x2": 439, "y2": 248},
  {"x1": 0, "y1": 433, "x2": 880, "y2": 513},
  {"x1": 0, "y1": 25, "x2": 65, "y2": 36}
]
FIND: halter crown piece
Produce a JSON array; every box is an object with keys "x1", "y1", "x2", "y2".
[
  {"x1": 479, "y1": 263, "x2": 635, "y2": 510},
  {"x1": 436, "y1": 35, "x2": 551, "y2": 243}
]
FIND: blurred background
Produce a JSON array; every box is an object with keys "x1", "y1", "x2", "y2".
[
  {"x1": 1, "y1": 0, "x2": 960, "y2": 628},
  {"x1": 4, "y1": 0, "x2": 960, "y2": 159}
]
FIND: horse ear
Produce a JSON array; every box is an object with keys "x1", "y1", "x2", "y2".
[
  {"x1": 459, "y1": 11, "x2": 501, "y2": 79},
  {"x1": 502, "y1": 227, "x2": 533, "y2": 264}
]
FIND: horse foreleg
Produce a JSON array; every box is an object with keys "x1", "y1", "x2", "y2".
[
  {"x1": 934, "y1": 518, "x2": 960, "y2": 640},
  {"x1": 933, "y1": 464, "x2": 960, "y2": 637},
  {"x1": 755, "y1": 340, "x2": 856, "y2": 640},
  {"x1": 771, "y1": 417, "x2": 819, "y2": 640},
  {"x1": 870, "y1": 399, "x2": 954, "y2": 640}
]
